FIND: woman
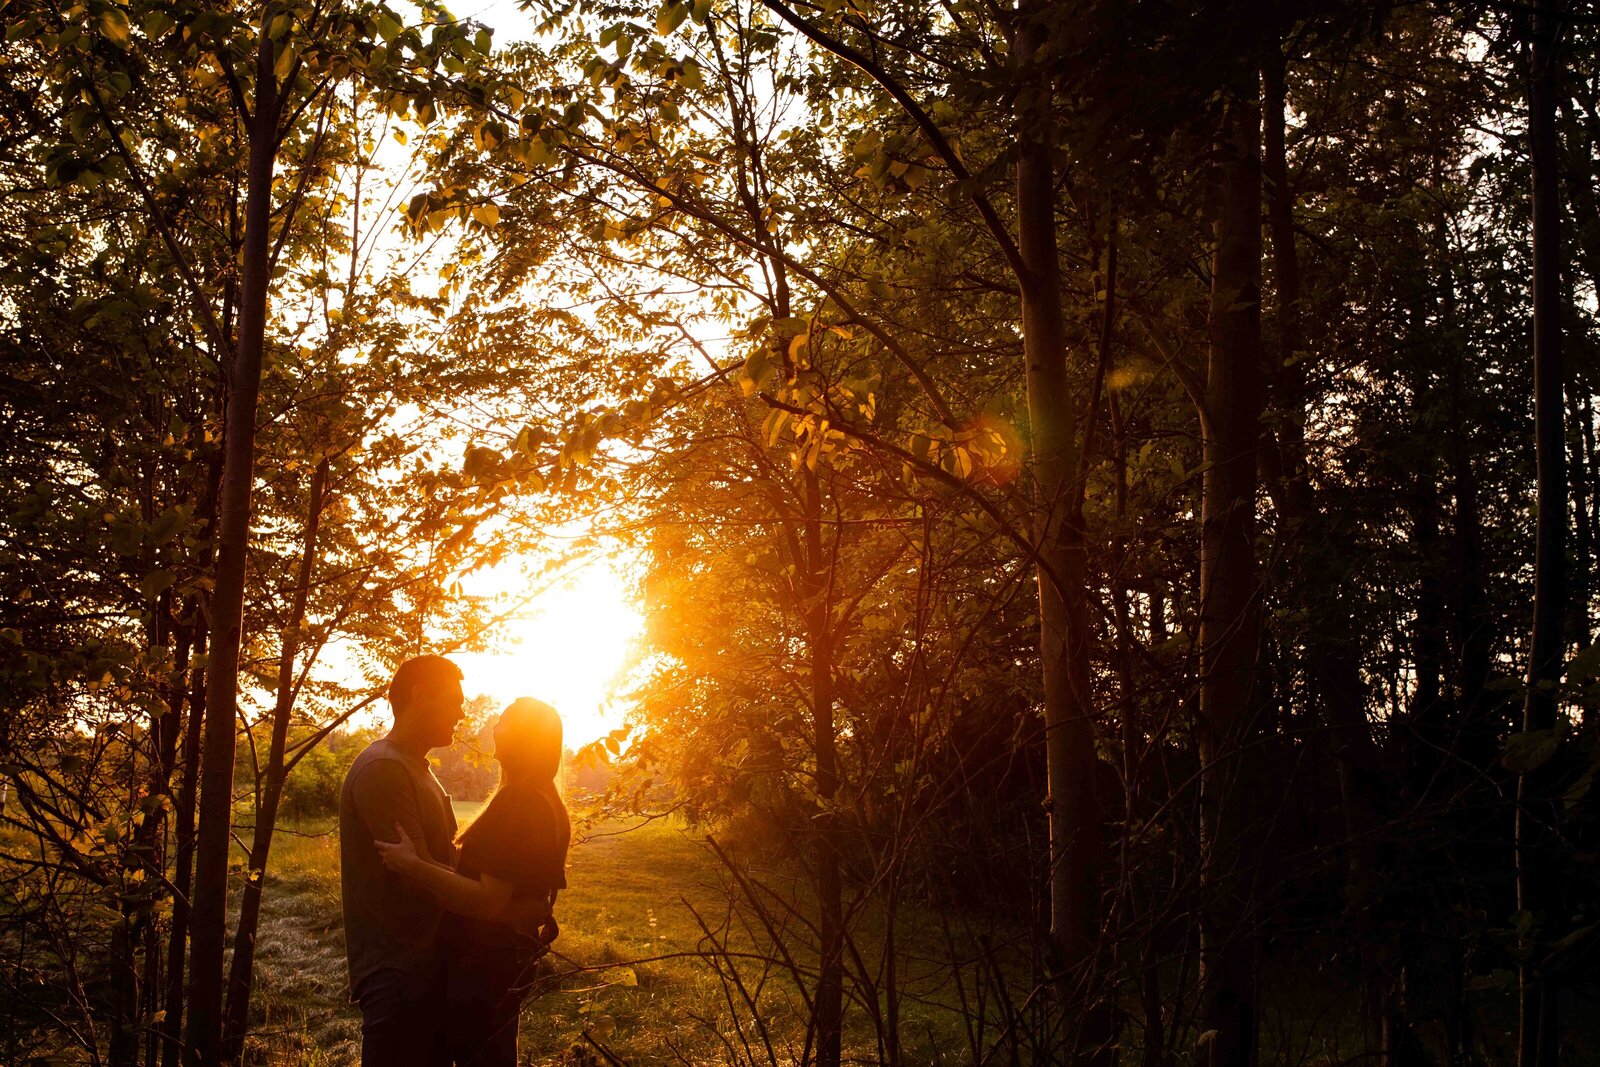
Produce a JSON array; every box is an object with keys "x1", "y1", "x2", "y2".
[{"x1": 376, "y1": 697, "x2": 571, "y2": 1067}]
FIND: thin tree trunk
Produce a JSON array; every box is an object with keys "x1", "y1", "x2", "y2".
[
  {"x1": 221, "y1": 457, "x2": 330, "y2": 1057},
  {"x1": 1108, "y1": 394, "x2": 1166, "y2": 1067},
  {"x1": 140, "y1": 614, "x2": 193, "y2": 1067},
  {"x1": 157, "y1": 436, "x2": 223, "y2": 1067},
  {"x1": 160, "y1": 613, "x2": 208, "y2": 1067},
  {"x1": 1198, "y1": 80, "x2": 1265, "y2": 1067},
  {"x1": 111, "y1": 466, "x2": 172, "y2": 1067},
  {"x1": 1581, "y1": 396, "x2": 1597, "y2": 655},
  {"x1": 109, "y1": 902, "x2": 138, "y2": 1066},
  {"x1": 805, "y1": 466, "x2": 843, "y2": 1067},
  {"x1": 1260, "y1": 45, "x2": 1308, "y2": 520},
  {"x1": 1262, "y1": 33, "x2": 1381, "y2": 857},
  {"x1": 184, "y1": 21, "x2": 282, "y2": 1064},
  {"x1": 1568, "y1": 392, "x2": 1590, "y2": 651},
  {"x1": 1015, "y1": 7, "x2": 1106, "y2": 1062},
  {"x1": 1517, "y1": 3, "x2": 1566, "y2": 1064}
]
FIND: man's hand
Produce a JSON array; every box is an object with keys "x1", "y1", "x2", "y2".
[
  {"x1": 374, "y1": 823, "x2": 423, "y2": 874},
  {"x1": 502, "y1": 893, "x2": 556, "y2": 940}
]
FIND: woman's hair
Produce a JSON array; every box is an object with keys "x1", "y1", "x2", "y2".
[
  {"x1": 458, "y1": 697, "x2": 569, "y2": 850},
  {"x1": 494, "y1": 696, "x2": 563, "y2": 784}
]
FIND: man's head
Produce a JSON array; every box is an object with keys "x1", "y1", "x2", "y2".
[{"x1": 388, "y1": 654, "x2": 464, "y2": 750}]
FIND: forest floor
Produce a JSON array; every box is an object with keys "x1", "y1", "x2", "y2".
[
  {"x1": 237, "y1": 806, "x2": 982, "y2": 1066},
  {"x1": 242, "y1": 806, "x2": 747, "y2": 1065}
]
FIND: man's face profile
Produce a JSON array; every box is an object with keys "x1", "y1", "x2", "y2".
[{"x1": 405, "y1": 676, "x2": 464, "y2": 749}]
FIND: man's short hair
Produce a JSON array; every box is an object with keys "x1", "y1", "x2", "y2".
[{"x1": 388, "y1": 655, "x2": 463, "y2": 715}]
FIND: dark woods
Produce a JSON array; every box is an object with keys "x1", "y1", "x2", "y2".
[{"x1": 2, "y1": 0, "x2": 1599, "y2": 1064}]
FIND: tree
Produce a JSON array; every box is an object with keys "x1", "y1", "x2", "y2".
[
  {"x1": 1195, "y1": 68, "x2": 1266, "y2": 1067},
  {"x1": 1517, "y1": 1, "x2": 1566, "y2": 1064}
]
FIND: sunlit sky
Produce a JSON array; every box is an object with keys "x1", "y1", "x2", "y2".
[
  {"x1": 459, "y1": 0, "x2": 538, "y2": 44},
  {"x1": 452, "y1": 553, "x2": 642, "y2": 747},
  {"x1": 381, "y1": 0, "x2": 638, "y2": 749}
]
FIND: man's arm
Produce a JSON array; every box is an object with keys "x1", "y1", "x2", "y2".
[
  {"x1": 374, "y1": 824, "x2": 515, "y2": 920},
  {"x1": 350, "y1": 761, "x2": 435, "y2": 860}
]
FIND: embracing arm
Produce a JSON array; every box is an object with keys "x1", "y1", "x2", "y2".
[{"x1": 375, "y1": 824, "x2": 515, "y2": 921}]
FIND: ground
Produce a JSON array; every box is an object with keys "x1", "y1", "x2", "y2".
[{"x1": 242, "y1": 806, "x2": 819, "y2": 1066}]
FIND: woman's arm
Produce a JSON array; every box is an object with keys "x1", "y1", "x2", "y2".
[{"x1": 375, "y1": 823, "x2": 514, "y2": 921}]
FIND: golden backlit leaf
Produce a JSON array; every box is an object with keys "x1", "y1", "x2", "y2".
[{"x1": 98, "y1": 8, "x2": 130, "y2": 46}]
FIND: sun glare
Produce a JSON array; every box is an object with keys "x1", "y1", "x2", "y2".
[{"x1": 454, "y1": 555, "x2": 641, "y2": 748}]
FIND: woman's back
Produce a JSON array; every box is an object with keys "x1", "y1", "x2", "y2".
[
  {"x1": 445, "y1": 781, "x2": 570, "y2": 1006},
  {"x1": 456, "y1": 782, "x2": 570, "y2": 891}
]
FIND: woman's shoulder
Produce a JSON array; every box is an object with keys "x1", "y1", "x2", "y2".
[
  {"x1": 458, "y1": 782, "x2": 570, "y2": 888},
  {"x1": 468, "y1": 782, "x2": 565, "y2": 839}
]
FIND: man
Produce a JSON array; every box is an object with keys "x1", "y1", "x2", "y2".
[{"x1": 340, "y1": 654, "x2": 464, "y2": 1066}]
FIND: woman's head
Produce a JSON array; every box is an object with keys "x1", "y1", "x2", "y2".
[{"x1": 493, "y1": 697, "x2": 563, "y2": 782}]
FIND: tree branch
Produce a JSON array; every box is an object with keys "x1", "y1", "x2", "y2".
[{"x1": 756, "y1": 0, "x2": 1026, "y2": 281}]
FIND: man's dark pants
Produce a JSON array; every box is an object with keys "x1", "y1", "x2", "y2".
[{"x1": 355, "y1": 967, "x2": 449, "y2": 1067}]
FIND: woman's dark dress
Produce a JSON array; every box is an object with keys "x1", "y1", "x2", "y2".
[{"x1": 442, "y1": 780, "x2": 570, "y2": 1067}]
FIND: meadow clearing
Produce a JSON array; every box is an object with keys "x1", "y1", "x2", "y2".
[{"x1": 234, "y1": 805, "x2": 987, "y2": 1066}]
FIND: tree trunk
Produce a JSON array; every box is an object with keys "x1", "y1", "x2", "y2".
[
  {"x1": 805, "y1": 466, "x2": 843, "y2": 1067},
  {"x1": 222, "y1": 457, "x2": 330, "y2": 1058},
  {"x1": 1260, "y1": 45, "x2": 1308, "y2": 521},
  {"x1": 1015, "y1": 9, "x2": 1107, "y2": 1063},
  {"x1": 1197, "y1": 81, "x2": 1265, "y2": 1067},
  {"x1": 160, "y1": 612, "x2": 209, "y2": 1067},
  {"x1": 1568, "y1": 392, "x2": 1590, "y2": 651},
  {"x1": 184, "y1": 22, "x2": 282, "y2": 1065},
  {"x1": 1262, "y1": 39, "x2": 1381, "y2": 863},
  {"x1": 157, "y1": 441, "x2": 224, "y2": 1067},
  {"x1": 1517, "y1": 3, "x2": 1565, "y2": 1064},
  {"x1": 135, "y1": 612, "x2": 193, "y2": 1067}
]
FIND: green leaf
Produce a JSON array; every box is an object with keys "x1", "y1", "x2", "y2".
[
  {"x1": 762, "y1": 407, "x2": 789, "y2": 446},
  {"x1": 1568, "y1": 643, "x2": 1600, "y2": 682},
  {"x1": 1501, "y1": 729, "x2": 1562, "y2": 775},
  {"x1": 738, "y1": 348, "x2": 771, "y2": 397},
  {"x1": 138, "y1": 570, "x2": 176, "y2": 599},
  {"x1": 656, "y1": 0, "x2": 688, "y2": 36},
  {"x1": 98, "y1": 8, "x2": 131, "y2": 46}
]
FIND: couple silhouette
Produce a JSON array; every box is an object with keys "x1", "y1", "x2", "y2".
[{"x1": 338, "y1": 655, "x2": 570, "y2": 1067}]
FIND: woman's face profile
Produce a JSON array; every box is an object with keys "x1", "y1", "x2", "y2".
[{"x1": 490, "y1": 699, "x2": 560, "y2": 771}]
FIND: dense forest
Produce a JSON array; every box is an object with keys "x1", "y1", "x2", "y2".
[{"x1": 3, "y1": 0, "x2": 1599, "y2": 1063}]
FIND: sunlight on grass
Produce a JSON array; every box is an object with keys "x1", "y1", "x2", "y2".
[
  {"x1": 239, "y1": 807, "x2": 986, "y2": 1065},
  {"x1": 243, "y1": 809, "x2": 743, "y2": 1064}
]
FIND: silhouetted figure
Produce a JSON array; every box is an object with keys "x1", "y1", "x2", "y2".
[
  {"x1": 377, "y1": 697, "x2": 571, "y2": 1067},
  {"x1": 340, "y1": 654, "x2": 466, "y2": 1067}
]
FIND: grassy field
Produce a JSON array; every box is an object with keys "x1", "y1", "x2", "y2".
[{"x1": 240, "y1": 805, "x2": 823, "y2": 1066}]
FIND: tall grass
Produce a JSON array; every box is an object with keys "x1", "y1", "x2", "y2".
[
  {"x1": 237, "y1": 806, "x2": 999, "y2": 1064},
  {"x1": 239, "y1": 808, "x2": 746, "y2": 1064}
]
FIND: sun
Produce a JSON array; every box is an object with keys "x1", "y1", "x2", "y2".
[{"x1": 453, "y1": 555, "x2": 641, "y2": 748}]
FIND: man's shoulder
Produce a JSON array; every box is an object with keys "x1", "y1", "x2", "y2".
[
  {"x1": 343, "y1": 741, "x2": 413, "y2": 795},
  {"x1": 347, "y1": 738, "x2": 393, "y2": 769}
]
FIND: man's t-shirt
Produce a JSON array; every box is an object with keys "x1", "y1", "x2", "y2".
[{"x1": 339, "y1": 738, "x2": 458, "y2": 999}]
